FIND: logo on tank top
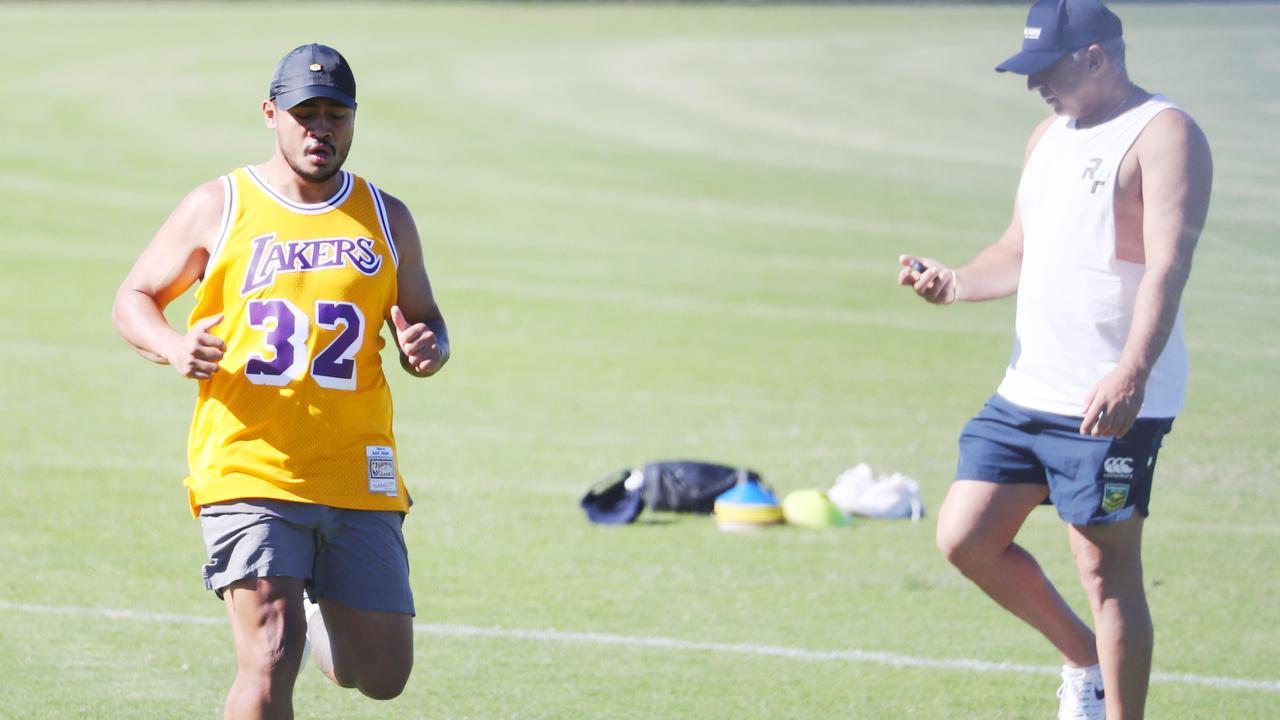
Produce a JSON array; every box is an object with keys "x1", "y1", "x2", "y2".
[
  {"x1": 240, "y1": 233, "x2": 382, "y2": 294},
  {"x1": 1081, "y1": 157, "x2": 1110, "y2": 194}
]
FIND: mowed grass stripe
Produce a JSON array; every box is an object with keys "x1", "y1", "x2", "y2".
[{"x1": 4, "y1": 599, "x2": 1276, "y2": 695}]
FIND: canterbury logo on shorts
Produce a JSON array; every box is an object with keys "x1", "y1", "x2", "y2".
[{"x1": 1102, "y1": 456, "x2": 1135, "y2": 477}]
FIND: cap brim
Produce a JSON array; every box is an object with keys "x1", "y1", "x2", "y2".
[
  {"x1": 273, "y1": 85, "x2": 356, "y2": 110},
  {"x1": 995, "y1": 49, "x2": 1068, "y2": 75},
  {"x1": 581, "y1": 488, "x2": 645, "y2": 525}
]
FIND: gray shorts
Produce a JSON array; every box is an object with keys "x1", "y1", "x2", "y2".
[{"x1": 199, "y1": 499, "x2": 414, "y2": 615}]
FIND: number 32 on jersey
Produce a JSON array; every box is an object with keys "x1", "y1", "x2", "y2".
[{"x1": 244, "y1": 298, "x2": 366, "y2": 391}]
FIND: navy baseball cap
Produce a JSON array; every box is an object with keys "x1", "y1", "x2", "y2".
[
  {"x1": 269, "y1": 43, "x2": 357, "y2": 110},
  {"x1": 580, "y1": 470, "x2": 646, "y2": 525},
  {"x1": 996, "y1": 0, "x2": 1123, "y2": 76}
]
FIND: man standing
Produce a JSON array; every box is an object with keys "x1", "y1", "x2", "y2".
[
  {"x1": 113, "y1": 44, "x2": 449, "y2": 718},
  {"x1": 898, "y1": 2, "x2": 1212, "y2": 718}
]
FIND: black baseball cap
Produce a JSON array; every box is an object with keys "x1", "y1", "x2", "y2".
[
  {"x1": 269, "y1": 43, "x2": 357, "y2": 110},
  {"x1": 996, "y1": 0, "x2": 1123, "y2": 76}
]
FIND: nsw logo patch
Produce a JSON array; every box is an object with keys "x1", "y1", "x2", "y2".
[{"x1": 1101, "y1": 482, "x2": 1130, "y2": 514}]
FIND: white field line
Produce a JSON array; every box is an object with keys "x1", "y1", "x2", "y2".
[{"x1": 2, "y1": 599, "x2": 1277, "y2": 694}]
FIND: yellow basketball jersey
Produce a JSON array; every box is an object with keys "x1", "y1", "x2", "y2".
[{"x1": 184, "y1": 166, "x2": 408, "y2": 515}]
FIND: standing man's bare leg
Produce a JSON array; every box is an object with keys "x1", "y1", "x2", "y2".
[
  {"x1": 1070, "y1": 516, "x2": 1151, "y2": 719},
  {"x1": 937, "y1": 481, "x2": 1099, "y2": 667}
]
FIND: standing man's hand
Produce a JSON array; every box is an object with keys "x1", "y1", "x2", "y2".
[
  {"x1": 168, "y1": 313, "x2": 225, "y2": 380},
  {"x1": 898, "y1": 255, "x2": 958, "y2": 305},
  {"x1": 391, "y1": 305, "x2": 447, "y2": 377},
  {"x1": 1080, "y1": 367, "x2": 1145, "y2": 437}
]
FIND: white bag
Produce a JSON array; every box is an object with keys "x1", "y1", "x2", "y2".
[{"x1": 828, "y1": 463, "x2": 925, "y2": 521}]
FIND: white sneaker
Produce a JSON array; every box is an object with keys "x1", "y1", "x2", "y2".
[
  {"x1": 298, "y1": 597, "x2": 319, "y2": 671},
  {"x1": 1057, "y1": 664, "x2": 1106, "y2": 720},
  {"x1": 303, "y1": 596, "x2": 334, "y2": 676}
]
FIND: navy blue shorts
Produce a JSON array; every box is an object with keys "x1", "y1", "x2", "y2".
[{"x1": 956, "y1": 394, "x2": 1174, "y2": 525}]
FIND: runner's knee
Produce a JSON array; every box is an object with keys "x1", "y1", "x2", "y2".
[
  {"x1": 357, "y1": 669, "x2": 411, "y2": 701},
  {"x1": 232, "y1": 599, "x2": 308, "y2": 680},
  {"x1": 336, "y1": 654, "x2": 411, "y2": 700},
  {"x1": 242, "y1": 622, "x2": 308, "y2": 678},
  {"x1": 330, "y1": 631, "x2": 413, "y2": 698}
]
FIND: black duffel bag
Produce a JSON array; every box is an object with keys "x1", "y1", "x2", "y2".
[{"x1": 581, "y1": 460, "x2": 759, "y2": 524}]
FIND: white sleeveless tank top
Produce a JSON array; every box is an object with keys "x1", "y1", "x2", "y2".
[{"x1": 995, "y1": 94, "x2": 1186, "y2": 418}]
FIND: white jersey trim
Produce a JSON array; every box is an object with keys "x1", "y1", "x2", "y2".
[
  {"x1": 243, "y1": 166, "x2": 352, "y2": 215},
  {"x1": 368, "y1": 182, "x2": 400, "y2": 269},
  {"x1": 203, "y1": 174, "x2": 237, "y2": 280}
]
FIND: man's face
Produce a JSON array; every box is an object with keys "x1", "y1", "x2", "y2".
[
  {"x1": 268, "y1": 97, "x2": 355, "y2": 183},
  {"x1": 1026, "y1": 51, "x2": 1092, "y2": 117}
]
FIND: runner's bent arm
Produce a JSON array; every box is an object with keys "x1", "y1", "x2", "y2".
[
  {"x1": 382, "y1": 192, "x2": 449, "y2": 377},
  {"x1": 111, "y1": 180, "x2": 226, "y2": 379}
]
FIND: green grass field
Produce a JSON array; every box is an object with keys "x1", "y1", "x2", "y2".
[{"x1": 2, "y1": 2, "x2": 1277, "y2": 718}]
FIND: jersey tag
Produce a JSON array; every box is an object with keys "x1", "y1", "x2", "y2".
[{"x1": 366, "y1": 446, "x2": 397, "y2": 496}]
